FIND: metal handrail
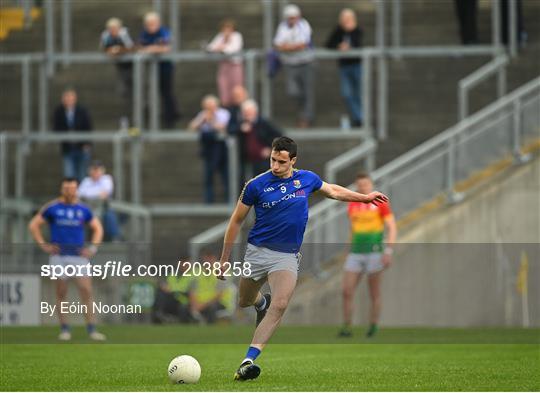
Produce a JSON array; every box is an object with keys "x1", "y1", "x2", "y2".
[
  {"x1": 0, "y1": 198, "x2": 34, "y2": 214},
  {"x1": 324, "y1": 137, "x2": 377, "y2": 184},
  {"x1": 0, "y1": 45, "x2": 503, "y2": 138},
  {"x1": 378, "y1": 76, "x2": 539, "y2": 181},
  {"x1": 458, "y1": 54, "x2": 509, "y2": 120},
  {"x1": 0, "y1": 47, "x2": 502, "y2": 64},
  {"x1": 304, "y1": 76, "x2": 539, "y2": 275},
  {"x1": 0, "y1": 128, "x2": 368, "y2": 214},
  {"x1": 33, "y1": 0, "x2": 515, "y2": 57}
]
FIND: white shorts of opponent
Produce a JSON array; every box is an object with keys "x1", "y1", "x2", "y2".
[{"x1": 343, "y1": 252, "x2": 383, "y2": 274}]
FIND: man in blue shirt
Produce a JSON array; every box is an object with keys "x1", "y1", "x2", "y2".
[
  {"x1": 28, "y1": 178, "x2": 105, "y2": 341},
  {"x1": 138, "y1": 11, "x2": 180, "y2": 128},
  {"x1": 217, "y1": 136, "x2": 388, "y2": 380}
]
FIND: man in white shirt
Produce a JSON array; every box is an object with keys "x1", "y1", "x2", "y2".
[
  {"x1": 273, "y1": 4, "x2": 315, "y2": 128},
  {"x1": 78, "y1": 161, "x2": 121, "y2": 241}
]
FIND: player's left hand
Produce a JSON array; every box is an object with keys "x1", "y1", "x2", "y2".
[{"x1": 364, "y1": 191, "x2": 389, "y2": 206}]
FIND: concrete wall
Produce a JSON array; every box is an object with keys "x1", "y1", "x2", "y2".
[{"x1": 285, "y1": 156, "x2": 540, "y2": 327}]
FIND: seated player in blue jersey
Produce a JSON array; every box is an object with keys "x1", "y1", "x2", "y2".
[
  {"x1": 217, "y1": 136, "x2": 389, "y2": 380},
  {"x1": 28, "y1": 178, "x2": 105, "y2": 341}
]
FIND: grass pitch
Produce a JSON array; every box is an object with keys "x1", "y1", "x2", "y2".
[{"x1": 1, "y1": 325, "x2": 538, "y2": 391}]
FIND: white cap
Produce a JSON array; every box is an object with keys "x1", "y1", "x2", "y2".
[{"x1": 283, "y1": 4, "x2": 301, "y2": 18}]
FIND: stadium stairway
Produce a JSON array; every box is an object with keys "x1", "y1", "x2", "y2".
[{"x1": 1, "y1": 0, "x2": 539, "y2": 260}]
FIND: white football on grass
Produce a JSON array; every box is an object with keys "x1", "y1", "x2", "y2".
[{"x1": 167, "y1": 355, "x2": 201, "y2": 384}]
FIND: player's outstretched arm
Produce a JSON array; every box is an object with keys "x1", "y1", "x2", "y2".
[
  {"x1": 218, "y1": 201, "x2": 251, "y2": 279},
  {"x1": 318, "y1": 182, "x2": 389, "y2": 205}
]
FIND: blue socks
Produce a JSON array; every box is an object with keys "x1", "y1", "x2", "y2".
[
  {"x1": 243, "y1": 346, "x2": 261, "y2": 363},
  {"x1": 86, "y1": 323, "x2": 96, "y2": 334},
  {"x1": 60, "y1": 323, "x2": 70, "y2": 332}
]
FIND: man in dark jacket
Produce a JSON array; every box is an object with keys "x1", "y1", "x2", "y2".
[
  {"x1": 138, "y1": 12, "x2": 180, "y2": 129},
  {"x1": 229, "y1": 99, "x2": 282, "y2": 186},
  {"x1": 226, "y1": 85, "x2": 249, "y2": 135},
  {"x1": 326, "y1": 8, "x2": 363, "y2": 127},
  {"x1": 52, "y1": 88, "x2": 93, "y2": 182}
]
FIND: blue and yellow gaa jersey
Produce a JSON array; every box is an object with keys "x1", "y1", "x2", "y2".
[{"x1": 240, "y1": 169, "x2": 323, "y2": 253}]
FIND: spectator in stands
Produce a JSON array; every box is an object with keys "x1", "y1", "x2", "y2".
[
  {"x1": 152, "y1": 260, "x2": 195, "y2": 324},
  {"x1": 78, "y1": 160, "x2": 121, "y2": 242},
  {"x1": 229, "y1": 99, "x2": 282, "y2": 185},
  {"x1": 189, "y1": 95, "x2": 231, "y2": 204},
  {"x1": 500, "y1": 0, "x2": 526, "y2": 47},
  {"x1": 100, "y1": 17, "x2": 134, "y2": 120},
  {"x1": 273, "y1": 4, "x2": 315, "y2": 128},
  {"x1": 326, "y1": 9, "x2": 364, "y2": 127},
  {"x1": 138, "y1": 11, "x2": 180, "y2": 129},
  {"x1": 52, "y1": 88, "x2": 93, "y2": 183},
  {"x1": 454, "y1": 0, "x2": 478, "y2": 44},
  {"x1": 206, "y1": 19, "x2": 244, "y2": 107},
  {"x1": 226, "y1": 85, "x2": 249, "y2": 135},
  {"x1": 190, "y1": 252, "x2": 229, "y2": 324}
]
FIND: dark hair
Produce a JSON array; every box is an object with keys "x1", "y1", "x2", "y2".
[
  {"x1": 356, "y1": 171, "x2": 371, "y2": 180},
  {"x1": 62, "y1": 177, "x2": 78, "y2": 185},
  {"x1": 271, "y1": 136, "x2": 297, "y2": 159}
]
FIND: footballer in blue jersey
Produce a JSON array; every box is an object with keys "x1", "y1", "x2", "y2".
[
  {"x1": 217, "y1": 137, "x2": 389, "y2": 381},
  {"x1": 28, "y1": 178, "x2": 105, "y2": 341}
]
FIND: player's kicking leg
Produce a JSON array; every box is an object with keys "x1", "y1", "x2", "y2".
[
  {"x1": 75, "y1": 276, "x2": 106, "y2": 341},
  {"x1": 235, "y1": 270, "x2": 296, "y2": 381},
  {"x1": 237, "y1": 275, "x2": 271, "y2": 327}
]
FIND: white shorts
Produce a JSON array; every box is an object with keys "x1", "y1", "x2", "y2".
[
  {"x1": 49, "y1": 255, "x2": 91, "y2": 279},
  {"x1": 343, "y1": 252, "x2": 383, "y2": 274},
  {"x1": 242, "y1": 243, "x2": 300, "y2": 281}
]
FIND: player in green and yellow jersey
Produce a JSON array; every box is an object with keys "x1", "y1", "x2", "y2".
[{"x1": 339, "y1": 171, "x2": 397, "y2": 338}]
